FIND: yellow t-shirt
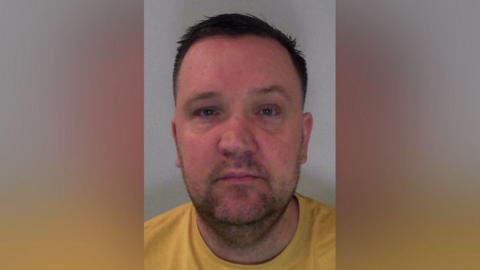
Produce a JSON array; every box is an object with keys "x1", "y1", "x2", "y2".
[{"x1": 144, "y1": 193, "x2": 335, "y2": 270}]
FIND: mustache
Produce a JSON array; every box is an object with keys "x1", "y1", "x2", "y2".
[{"x1": 208, "y1": 155, "x2": 271, "y2": 184}]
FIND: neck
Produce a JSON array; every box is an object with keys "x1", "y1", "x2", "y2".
[{"x1": 196, "y1": 196, "x2": 299, "y2": 264}]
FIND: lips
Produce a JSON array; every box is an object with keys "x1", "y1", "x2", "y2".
[{"x1": 217, "y1": 172, "x2": 261, "y2": 182}]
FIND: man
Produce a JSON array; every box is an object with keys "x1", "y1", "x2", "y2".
[{"x1": 144, "y1": 13, "x2": 335, "y2": 269}]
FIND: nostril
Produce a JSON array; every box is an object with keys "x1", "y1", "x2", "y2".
[
  {"x1": 218, "y1": 131, "x2": 256, "y2": 157},
  {"x1": 220, "y1": 151, "x2": 254, "y2": 169},
  {"x1": 233, "y1": 160, "x2": 242, "y2": 168}
]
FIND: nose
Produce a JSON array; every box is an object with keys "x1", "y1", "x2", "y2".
[{"x1": 217, "y1": 115, "x2": 257, "y2": 158}]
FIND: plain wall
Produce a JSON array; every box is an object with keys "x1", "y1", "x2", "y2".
[{"x1": 145, "y1": 0, "x2": 335, "y2": 220}]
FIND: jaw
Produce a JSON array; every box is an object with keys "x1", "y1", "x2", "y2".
[{"x1": 196, "y1": 194, "x2": 294, "y2": 249}]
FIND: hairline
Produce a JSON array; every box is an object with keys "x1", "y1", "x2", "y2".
[{"x1": 174, "y1": 33, "x2": 305, "y2": 108}]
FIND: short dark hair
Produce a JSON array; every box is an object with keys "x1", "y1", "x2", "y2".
[{"x1": 173, "y1": 13, "x2": 308, "y2": 107}]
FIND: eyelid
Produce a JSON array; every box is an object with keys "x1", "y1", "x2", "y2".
[
  {"x1": 192, "y1": 106, "x2": 221, "y2": 118},
  {"x1": 257, "y1": 104, "x2": 282, "y2": 116}
]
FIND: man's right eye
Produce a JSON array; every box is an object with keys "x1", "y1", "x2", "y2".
[{"x1": 193, "y1": 107, "x2": 220, "y2": 118}]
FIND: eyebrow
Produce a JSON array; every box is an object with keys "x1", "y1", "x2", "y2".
[
  {"x1": 183, "y1": 91, "x2": 221, "y2": 111},
  {"x1": 182, "y1": 85, "x2": 291, "y2": 111},
  {"x1": 252, "y1": 85, "x2": 292, "y2": 101}
]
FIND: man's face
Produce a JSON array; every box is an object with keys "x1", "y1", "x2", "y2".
[{"x1": 173, "y1": 35, "x2": 312, "y2": 225}]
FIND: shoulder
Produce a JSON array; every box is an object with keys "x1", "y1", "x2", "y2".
[
  {"x1": 144, "y1": 202, "x2": 193, "y2": 249},
  {"x1": 296, "y1": 193, "x2": 336, "y2": 230},
  {"x1": 296, "y1": 193, "x2": 336, "y2": 260},
  {"x1": 144, "y1": 203, "x2": 195, "y2": 269}
]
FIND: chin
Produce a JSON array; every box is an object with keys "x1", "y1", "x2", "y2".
[
  {"x1": 211, "y1": 191, "x2": 276, "y2": 225},
  {"x1": 214, "y1": 203, "x2": 270, "y2": 225}
]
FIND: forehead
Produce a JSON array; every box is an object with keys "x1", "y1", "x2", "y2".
[{"x1": 176, "y1": 35, "x2": 302, "y2": 105}]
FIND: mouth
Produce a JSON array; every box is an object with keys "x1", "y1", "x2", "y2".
[{"x1": 216, "y1": 172, "x2": 262, "y2": 183}]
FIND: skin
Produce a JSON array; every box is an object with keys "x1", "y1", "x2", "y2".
[{"x1": 172, "y1": 35, "x2": 313, "y2": 264}]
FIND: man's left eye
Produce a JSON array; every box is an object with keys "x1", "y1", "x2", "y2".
[{"x1": 258, "y1": 105, "x2": 280, "y2": 116}]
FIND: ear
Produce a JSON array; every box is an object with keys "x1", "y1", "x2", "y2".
[
  {"x1": 171, "y1": 119, "x2": 181, "y2": 168},
  {"x1": 300, "y1": 112, "x2": 313, "y2": 164}
]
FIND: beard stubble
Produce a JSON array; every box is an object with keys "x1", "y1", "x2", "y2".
[{"x1": 180, "y1": 150, "x2": 302, "y2": 248}]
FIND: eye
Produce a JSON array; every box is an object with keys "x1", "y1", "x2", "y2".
[
  {"x1": 193, "y1": 107, "x2": 220, "y2": 118},
  {"x1": 258, "y1": 104, "x2": 281, "y2": 117}
]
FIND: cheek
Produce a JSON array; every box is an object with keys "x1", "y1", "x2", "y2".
[
  {"x1": 259, "y1": 133, "x2": 302, "y2": 172},
  {"x1": 178, "y1": 132, "x2": 216, "y2": 170},
  {"x1": 177, "y1": 135, "x2": 214, "y2": 196},
  {"x1": 257, "y1": 115, "x2": 304, "y2": 165}
]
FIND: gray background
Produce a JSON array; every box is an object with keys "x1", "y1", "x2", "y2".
[{"x1": 145, "y1": 0, "x2": 335, "y2": 220}]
